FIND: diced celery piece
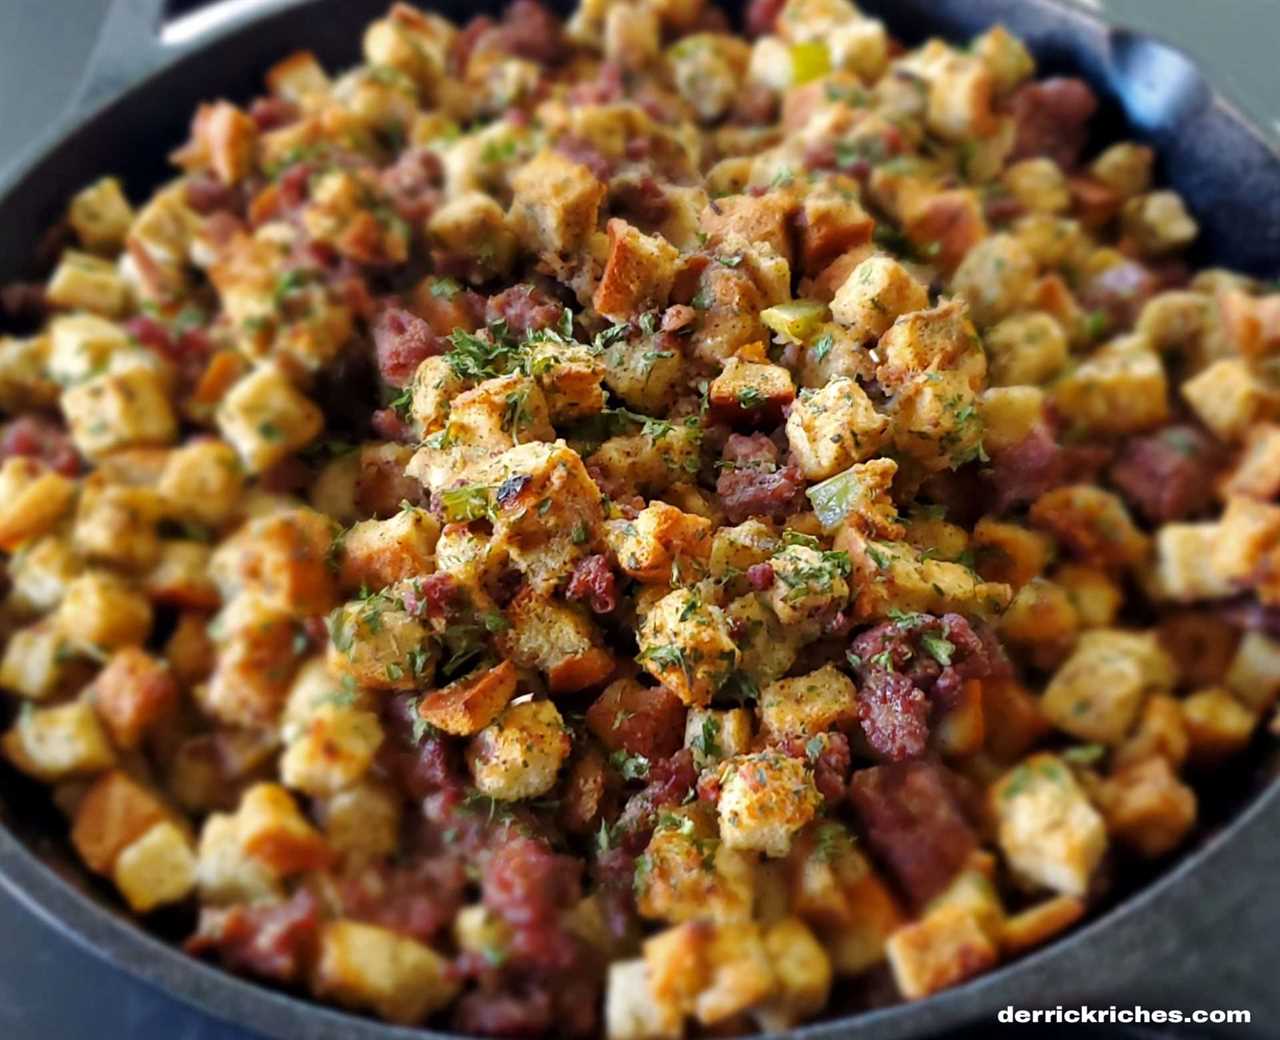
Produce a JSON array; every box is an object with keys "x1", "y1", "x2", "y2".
[
  {"x1": 790, "y1": 41, "x2": 831, "y2": 86},
  {"x1": 760, "y1": 300, "x2": 828, "y2": 345},
  {"x1": 806, "y1": 467, "x2": 861, "y2": 530}
]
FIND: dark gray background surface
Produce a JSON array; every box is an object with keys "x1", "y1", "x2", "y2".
[{"x1": 0, "y1": 1, "x2": 1277, "y2": 1038}]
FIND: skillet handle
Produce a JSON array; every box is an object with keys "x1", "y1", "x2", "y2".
[{"x1": 70, "y1": 0, "x2": 304, "y2": 118}]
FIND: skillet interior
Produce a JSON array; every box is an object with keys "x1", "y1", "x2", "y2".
[{"x1": 0, "y1": 1, "x2": 1278, "y2": 1037}]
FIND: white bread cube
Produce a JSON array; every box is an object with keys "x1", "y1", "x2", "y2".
[
  {"x1": 1041, "y1": 629, "x2": 1175, "y2": 744},
  {"x1": 885, "y1": 903, "x2": 998, "y2": 1000},
  {"x1": 194, "y1": 812, "x2": 282, "y2": 905},
  {"x1": 466, "y1": 699, "x2": 570, "y2": 801},
  {"x1": 55, "y1": 571, "x2": 152, "y2": 651},
  {"x1": 61, "y1": 365, "x2": 177, "y2": 459},
  {"x1": 313, "y1": 920, "x2": 458, "y2": 1025},
  {"x1": 216, "y1": 363, "x2": 323, "y2": 473},
  {"x1": 786, "y1": 378, "x2": 888, "y2": 479},
  {"x1": 46, "y1": 251, "x2": 129, "y2": 316},
  {"x1": 68, "y1": 176, "x2": 134, "y2": 252},
  {"x1": 991, "y1": 752, "x2": 1106, "y2": 896},
  {"x1": 157, "y1": 439, "x2": 245, "y2": 527},
  {"x1": 716, "y1": 751, "x2": 820, "y2": 857},
  {"x1": 2, "y1": 700, "x2": 116, "y2": 782},
  {"x1": 113, "y1": 820, "x2": 197, "y2": 912},
  {"x1": 0, "y1": 457, "x2": 76, "y2": 551}
]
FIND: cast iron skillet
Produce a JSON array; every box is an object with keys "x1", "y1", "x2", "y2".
[{"x1": 1, "y1": 1, "x2": 1278, "y2": 1037}]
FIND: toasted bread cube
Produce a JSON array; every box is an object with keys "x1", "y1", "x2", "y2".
[
  {"x1": 1222, "y1": 423, "x2": 1280, "y2": 500},
  {"x1": 979, "y1": 385, "x2": 1044, "y2": 454},
  {"x1": 70, "y1": 770, "x2": 170, "y2": 873},
  {"x1": 998, "y1": 578, "x2": 1079, "y2": 667},
  {"x1": 925, "y1": 868, "x2": 1004, "y2": 944},
  {"x1": 9, "y1": 535, "x2": 83, "y2": 613},
  {"x1": 717, "y1": 751, "x2": 821, "y2": 857},
  {"x1": 144, "y1": 539, "x2": 220, "y2": 609},
  {"x1": 971, "y1": 517, "x2": 1053, "y2": 589},
  {"x1": 708, "y1": 519, "x2": 778, "y2": 581},
  {"x1": 1150, "y1": 523, "x2": 1234, "y2": 602},
  {"x1": 417, "y1": 659, "x2": 517, "y2": 736},
  {"x1": 999, "y1": 895, "x2": 1085, "y2": 955},
  {"x1": 1182, "y1": 687, "x2": 1257, "y2": 763},
  {"x1": 991, "y1": 753, "x2": 1107, "y2": 896},
  {"x1": 68, "y1": 176, "x2": 134, "y2": 252},
  {"x1": 1097, "y1": 756, "x2": 1196, "y2": 858},
  {"x1": 47, "y1": 312, "x2": 129, "y2": 386},
  {"x1": 235, "y1": 782, "x2": 331, "y2": 875},
  {"x1": 607, "y1": 501, "x2": 713, "y2": 585},
  {"x1": 486, "y1": 439, "x2": 605, "y2": 593},
  {"x1": 56, "y1": 571, "x2": 152, "y2": 651},
  {"x1": 588, "y1": 424, "x2": 702, "y2": 498},
  {"x1": 1002, "y1": 158, "x2": 1070, "y2": 214},
  {"x1": 217, "y1": 363, "x2": 323, "y2": 473},
  {"x1": 337, "y1": 508, "x2": 440, "y2": 593},
  {"x1": 202, "y1": 595, "x2": 304, "y2": 727},
  {"x1": 754, "y1": 917, "x2": 832, "y2": 1030},
  {"x1": 194, "y1": 813, "x2": 282, "y2": 905},
  {"x1": 61, "y1": 365, "x2": 177, "y2": 459},
  {"x1": 605, "y1": 958, "x2": 683, "y2": 1040},
  {"x1": 1042, "y1": 629, "x2": 1175, "y2": 744},
  {"x1": 0, "y1": 457, "x2": 76, "y2": 551},
  {"x1": 1211, "y1": 496, "x2": 1280, "y2": 590},
  {"x1": 986, "y1": 673, "x2": 1053, "y2": 762},
  {"x1": 1113, "y1": 693, "x2": 1189, "y2": 771},
  {"x1": 509, "y1": 150, "x2": 606, "y2": 259},
  {"x1": 427, "y1": 192, "x2": 518, "y2": 282},
  {"x1": 265, "y1": 49, "x2": 330, "y2": 101},
  {"x1": 1089, "y1": 142, "x2": 1154, "y2": 198},
  {"x1": 524, "y1": 339, "x2": 606, "y2": 422},
  {"x1": 499, "y1": 589, "x2": 614, "y2": 693},
  {"x1": 684, "y1": 707, "x2": 753, "y2": 768},
  {"x1": 88, "y1": 647, "x2": 178, "y2": 750},
  {"x1": 46, "y1": 250, "x2": 129, "y2": 316},
  {"x1": 1225, "y1": 630, "x2": 1280, "y2": 712},
  {"x1": 211, "y1": 507, "x2": 336, "y2": 615},
  {"x1": 466, "y1": 699, "x2": 570, "y2": 801},
  {"x1": 707, "y1": 355, "x2": 795, "y2": 426},
  {"x1": 600, "y1": 329, "x2": 686, "y2": 415},
  {"x1": 1029, "y1": 485, "x2": 1148, "y2": 568},
  {"x1": 1181, "y1": 358, "x2": 1280, "y2": 443},
  {"x1": 1053, "y1": 348, "x2": 1169, "y2": 435},
  {"x1": 280, "y1": 704, "x2": 384, "y2": 796},
  {"x1": 950, "y1": 234, "x2": 1036, "y2": 328},
  {"x1": 759, "y1": 664, "x2": 857, "y2": 740},
  {"x1": 829, "y1": 256, "x2": 927, "y2": 341},
  {"x1": 3, "y1": 700, "x2": 116, "y2": 782},
  {"x1": 313, "y1": 919, "x2": 458, "y2": 1025},
  {"x1": 0, "y1": 333, "x2": 59, "y2": 411},
  {"x1": 320, "y1": 780, "x2": 401, "y2": 866},
  {"x1": 637, "y1": 588, "x2": 738, "y2": 706},
  {"x1": 407, "y1": 355, "x2": 465, "y2": 437},
  {"x1": 885, "y1": 903, "x2": 998, "y2": 1000},
  {"x1": 637, "y1": 804, "x2": 756, "y2": 924},
  {"x1": 72, "y1": 479, "x2": 163, "y2": 571},
  {"x1": 113, "y1": 820, "x2": 197, "y2": 912},
  {"x1": 174, "y1": 101, "x2": 258, "y2": 185},
  {"x1": 1122, "y1": 190, "x2": 1198, "y2": 257},
  {"x1": 837, "y1": 528, "x2": 1011, "y2": 621},
  {"x1": 326, "y1": 596, "x2": 432, "y2": 691},
  {"x1": 926, "y1": 53, "x2": 996, "y2": 141},
  {"x1": 786, "y1": 821, "x2": 904, "y2": 964},
  {"x1": 1055, "y1": 563, "x2": 1122, "y2": 629},
  {"x1": 786, "y1": 378, "x2": 888, "y2": 480},
  {"x1": 984, "y1": 312, "x2": 1068, "y2": 387},
  {"x1": 593, "y1": 218, "x2": 681, "y2": 321},
  {"x1": 0, "y1": 621, "x2": 84, "y2": 701},
  {"x1": 157, "y1": 439, "x2": 245, "y2": 527},
  {"x1": 644, "y1": 919, "x2": 776, "y2": 1027},
  {"x1": 668, "y1": 33, "x2": 750, "y2": 122}
]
